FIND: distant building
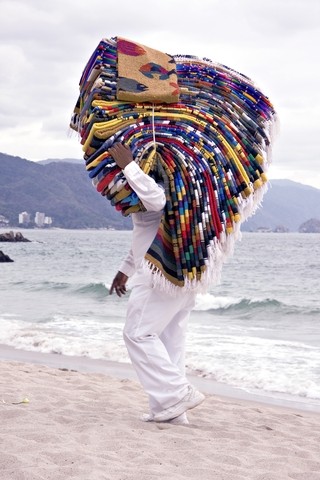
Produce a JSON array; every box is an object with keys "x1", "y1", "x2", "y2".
[
  {"x1": 0, "y1": 214, "x2": 10, "y2": 226},
  {"x1": 44, "y1": 216, "x2": 53, "y2": 226},
  {"x1": 18, "y1": 211, "x2": 31, "y2": 225},
  {"x1": 35, "y1": 212, "x2": 46, "y2": 227}
]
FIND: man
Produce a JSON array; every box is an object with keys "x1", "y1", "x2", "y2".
[{"x1": 109, "y1": 143, "x2": 205, "y2": 424}]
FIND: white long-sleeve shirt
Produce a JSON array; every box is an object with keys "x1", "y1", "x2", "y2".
[{"x1": 118, "y1": 161, "x2": 166, "y2": 279}]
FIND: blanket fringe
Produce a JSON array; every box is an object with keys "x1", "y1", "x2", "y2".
[{"x1": 140, "y1": 171, "x2": 271, "y2": 296}]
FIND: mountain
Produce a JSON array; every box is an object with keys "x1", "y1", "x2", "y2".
[
  {"x1": 298, "y1": 218, "x2": 320, "y2": 233},
  {"x1": 0, "y1": 153, "x2": 319, "y2": 231},
  {"x1": 0, "y1": 153, "x2": 132, "y2": 229},
  {"x1": 242, "y1": 179, "x2": 320, "y2": 232}
]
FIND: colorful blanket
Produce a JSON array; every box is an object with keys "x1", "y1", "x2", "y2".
[{"x1": 70, "y1": 37, "x2": 277, "y2": 293}]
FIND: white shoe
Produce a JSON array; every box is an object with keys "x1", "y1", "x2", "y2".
[
  {"x1": 153, "y1": 386, "x2": 205, "y2": 423},
  {"x1": 140, "y1": 413, "x2": 154, "y2": 422},
  {"x1": 140, "y1": 412, "x2": 189, "y2": 425},
  {"x1": 168, "y1": 413, "x2": 190, "y2": 425}
]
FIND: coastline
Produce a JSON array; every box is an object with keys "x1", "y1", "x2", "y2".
[{"x1": 1, "y1": 344, "x2": 320, "y2": 414}]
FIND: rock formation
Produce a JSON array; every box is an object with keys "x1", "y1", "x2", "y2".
[
  {"x1": 0, "y1": 250, "x2": 14, "y2": 262},
  {"x1": 299, "y1": 218, "x2": 320, "y2": 233},
  {"x1": 0, "y1": 231, "x2": 31, "y2": 242}
]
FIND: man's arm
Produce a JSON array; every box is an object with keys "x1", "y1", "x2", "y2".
[
  {"x1": 108, "y1": 143, "x2": 166, "y2": 212},
  {"x1": 108, "y1": 143, "x2": 165, "y2": 298},
  {"x1": 109, "y1": 248, "x2": 135, "y2": 297}
]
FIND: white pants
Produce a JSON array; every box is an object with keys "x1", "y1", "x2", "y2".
[{"x1": 123, "y1": 281, "x2": 196, "y2": 415}]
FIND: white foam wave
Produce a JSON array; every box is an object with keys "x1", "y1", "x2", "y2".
[
  {"x1": 186, "y1": 329, "x2": 320, "y2": 400},
  {"x1": 0, "y1": 317, "x2": 129, "y2": 363},
  {"x1": 194, "y1": 293, "x2": 242, "y2": 311}
]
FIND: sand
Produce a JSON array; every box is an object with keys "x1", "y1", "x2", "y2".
[{"x1": 1, "y1": 353, "x2": 320, "y2": 480}]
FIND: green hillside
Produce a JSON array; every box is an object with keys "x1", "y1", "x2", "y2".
[{"x1": 0, "y1": 153, "x2": 132, "y2": 229}]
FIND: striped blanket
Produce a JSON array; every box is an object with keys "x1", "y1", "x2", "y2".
[{"x1": 70, "y1": 37, "x2": 277, "y2": 293}]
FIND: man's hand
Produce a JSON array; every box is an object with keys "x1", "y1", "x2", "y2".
[
  {"x1": 108, "y1": 143, "x2": 133, "y2": 169},
  {"x1": 109, "y1": 271, "x2": 129, "y2": 297}
]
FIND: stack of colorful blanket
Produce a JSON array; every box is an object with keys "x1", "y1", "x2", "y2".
[{"x1": 70, "y1": 37, "x2": 277, "y2": 292}]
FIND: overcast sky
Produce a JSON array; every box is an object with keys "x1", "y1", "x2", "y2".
[{"x1": 0, "y1": 0, "x2": 319, "y2": 188}]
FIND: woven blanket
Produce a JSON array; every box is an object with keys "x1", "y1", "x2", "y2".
[
  {"x1": 70, "y1": 37, "x2": 277, "y2": 293},
  {"x1": 117, "y1": 37, "x2": 179, "y2": 103}
]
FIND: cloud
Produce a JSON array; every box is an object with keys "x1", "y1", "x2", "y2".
[{"x1": 0, "y1": 0, "x2": 319, "y2": 187}]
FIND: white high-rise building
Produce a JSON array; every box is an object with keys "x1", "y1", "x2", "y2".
[
  {"x1": 34, "y1": 212, "x2": 45, "y2": 227},
  {"x1": 18, "y1": 211, "x2": 31, "y2": 225}
]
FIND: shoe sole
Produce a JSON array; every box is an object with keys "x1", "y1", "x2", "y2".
[
  {"x1": 154, "y1": 391, "x2": 205, "y2": 422},
  {"x1": 140, "y1": 413, "x2": 189, "y2": 425}
]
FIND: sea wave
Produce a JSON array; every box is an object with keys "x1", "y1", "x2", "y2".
[
  {"x1": 0, "y1": 316, "x2": 128, "y2": 362},
  {"x1": 10, "y1": 280, "x2": 112, "y2": 298},
  {"x1": 195, "y1": 293, "x2": 283, "y2": 312},
  {"x1": 34, "y1": 281, "x2": 72, "y2": 291},
  {"x1": 185, "y1": 330, "x2": 320, "y2": 401},
  {"x1": 194, "y1": 293, "x2": 320, "y2": 316},
  {"x1": 75, "y1": 282, "x2": 110, "y2": 298}
]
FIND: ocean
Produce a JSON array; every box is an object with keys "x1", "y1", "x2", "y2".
[{"x1": 1, "y1": 228, "x2": 319, "y2": 407}]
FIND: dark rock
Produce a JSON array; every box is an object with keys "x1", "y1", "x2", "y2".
[
  {"x1": 0, "y1": 250, "x2": 14, "y2": 262},
  {"x1": 0, "y1": 231, "x2": 31, "y2": 242}
]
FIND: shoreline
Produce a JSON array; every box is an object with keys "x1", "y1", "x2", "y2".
[{"x1": 1, "y1": 344, "x2": 319, "y2": 414}]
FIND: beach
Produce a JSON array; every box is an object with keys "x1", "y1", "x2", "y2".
[
  {"x1": 1, "y1": 347, "x2": 320, "y2": 480},
  {"x1": 1, "y1": 229, "x2": 320, "y2": 478}
]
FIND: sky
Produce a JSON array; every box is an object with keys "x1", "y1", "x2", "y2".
[{"x1": 0, "y1": 0, "x2": 319, "y2": 188}]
